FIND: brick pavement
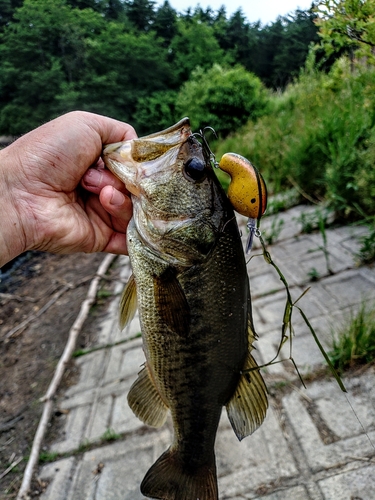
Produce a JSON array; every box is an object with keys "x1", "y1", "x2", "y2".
[{"x1": 38, "y1": 206, "x2": 375, "y2": 499}]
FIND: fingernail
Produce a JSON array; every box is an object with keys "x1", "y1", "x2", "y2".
[
  {"x1": 110, "y1": 188, "x2": 125, "y2": 207},
  {"x1": 85, "y1": 168, "x2": 102, "y2": 187}
]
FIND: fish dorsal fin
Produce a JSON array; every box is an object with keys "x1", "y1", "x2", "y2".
[
  {"x1": 120, "y1": 273, "x2": 138, "y2": 329},
  {"x1": 226, "y1": 350, "x2": 268, "y2": 441},
  {"x1": 127, "y1": 365, "x2": 169, "y2": 427},
  {"x1": 154, "y1": 268, "x2": 190, "y2": 337}
]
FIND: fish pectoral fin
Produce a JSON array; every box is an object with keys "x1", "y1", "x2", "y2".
[
  {"x1": 154, "y1": 269, "x2": 190, "y2": 337},
  {"x1": 120, "y1": 273, "x2": 138, "y2": 329},
  {"x1": 127, "y1": 365, "x2": 168, "y2": 427},
  {"x1": 226, "y1": 351, "x2": 268, "y2": 441},
  {"x1": 141, "y1": 448, "x2": 218, "y2": 500}
]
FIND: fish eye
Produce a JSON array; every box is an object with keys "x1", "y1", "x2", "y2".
[{"x1": 183, "y1": 157, "x2": 206, "y2": 182}]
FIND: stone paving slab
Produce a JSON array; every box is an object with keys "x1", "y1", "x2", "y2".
[
  {"x1": 283, "y1": 375, "x2": 375, "y2": 473},
  {"x1": 318, "y1": 463, "x2": 375, "y2": 500},
  {"x1": 39, "y1": 458, "x2": 76, "y2": 500},
  {"x1": 50, "y1": 335, "x2": 145, "y2": 454},
  {"x1": 252, "y1": 486, "x2": 311, "y2": 500},
  {"x1": 38, "y1": 206, "x2": 375, "y2": 500},
  {"x1": 217, "y1": 409, "x2": 298, "y2": 497}
]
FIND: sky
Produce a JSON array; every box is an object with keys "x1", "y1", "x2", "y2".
[{"x1": 156, "y1": 0, "x2": 315, "y2": 25}]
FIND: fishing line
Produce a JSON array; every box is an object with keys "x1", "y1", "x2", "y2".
[{"x1": 344, "y1": 392, "x2": 375, "y2": 452}]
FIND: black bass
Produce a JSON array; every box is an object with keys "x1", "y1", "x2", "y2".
[{"x1": 103, "y1": 118, "x2": 268, "y2": 500}]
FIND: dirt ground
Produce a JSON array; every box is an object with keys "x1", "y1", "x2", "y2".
[{"x1": 0, "y1": 251, "x2": 121, "y2": 498}]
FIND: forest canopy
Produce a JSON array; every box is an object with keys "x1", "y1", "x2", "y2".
[{"x1": 0, "y1": 0, "x2": 320, "y2": 135}]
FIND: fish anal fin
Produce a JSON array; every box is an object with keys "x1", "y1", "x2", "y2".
[
  {"x1": 120, "y1": 273, "x2": 137, "y2": 329},
  {"x1": 141, "y1": 448, "x2": 218, "y2": 500},
  {"x1": 127, "y1": 365, "x2": 168, "y2": 427},
  {"x1": 226, "y1": 351, "x2": 268, "y2": 441},
  {"x1": 154, "y1": 268, "x2": 190, "y2": 337}
]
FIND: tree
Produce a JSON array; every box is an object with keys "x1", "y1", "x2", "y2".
[
  {"x1": 77, "y1": 23, "x2": 172, "y2": 122},
  {"x1": 314, "y1": 0, "x2": 375, "y2": 62},
  {"x1": 103, "y1": 0, "x2": 127, "y2": 20},
  {"x1": 125, "y1": 0, "x2": 156, "y2": 31},
  {"x1": 0, "y1": 0, "x2": 23, "y2": 28},
  {"x1": 191, "y1": 5, "x2": 216, "y2": 25},
  {"x1": 0, "y1": 0, "x2": 105, "y2": 133},
  {"x1": 253, "y1": 19, "x2": 285, "y2": 87},
  {"x1": 271, "y1": 9, "x2": 320, "y2": 88},
  {"x1": 66, "y1": 0, "x2": 128, "y2": 20},
  {"x1": 169, "y1": 18, "x2": 230, "y2": 85},
  {"x1": 66, "y1": 0, "x2": 106, "y2": 10},
  {"x1": 153, "y1": 1, "x2": 177, "y2": 45},
  {"x1": 0, "y1": 0, "x2": 171, "y2": 133},
  {"x1": 216, "y1": 9, "x2": 257, "y2": 68},
  {"x1": 133, "y1": 89, "x2": 178, "y2": 134}
]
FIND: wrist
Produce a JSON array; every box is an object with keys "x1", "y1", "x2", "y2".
[{"x1": 0, "y1": 146, "x2": 28, "y2": 267}]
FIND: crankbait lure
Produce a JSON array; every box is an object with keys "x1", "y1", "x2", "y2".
[
  {"x1": 192, "y1": 128, "x2": 267, "y2": 253},
  {"x1": 218, "y1": 153, "x2": 267, "y2": 253}
]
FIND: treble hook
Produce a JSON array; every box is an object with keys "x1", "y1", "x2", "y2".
[
  {"x1": 192, "y1": 127, "x2": 220, "y2": 168},
  {"x1": 246, "y1": 218, "x2": 262, "y2": 253}
]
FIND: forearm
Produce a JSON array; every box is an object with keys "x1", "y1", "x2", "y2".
[{"x1": 0, "y1": 146, "x2": 28, "y2": 267}]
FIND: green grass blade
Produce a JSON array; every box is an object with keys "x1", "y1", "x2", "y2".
[{"x1": 296, "y1": 305, "x2": 347, "y2": 392}]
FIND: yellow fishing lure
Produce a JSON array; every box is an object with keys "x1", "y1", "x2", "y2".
[
  {"x1": 219, "y1": 152, "x2": 267, "y2": 220},
  {"x1": 218, "y1": 152, "x2": 267, "y2": 253}
]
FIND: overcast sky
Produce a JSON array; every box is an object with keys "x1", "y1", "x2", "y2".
[{"x1": 156, "y1": 0, "x2": 315, "y2": 25}]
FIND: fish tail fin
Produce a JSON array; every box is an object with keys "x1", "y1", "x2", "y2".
[{"x1": 141, "y1": 448, "x2": 218, "y2": 500}]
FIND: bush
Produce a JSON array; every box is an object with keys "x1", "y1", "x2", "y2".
[
  {"x1": 214, "y1": 58, "x2": 375, "y2": 217},
  {"x1": 175, "y1": 64, "x2": 269, "y2": 137},
  {"x1": 133, "y1": 90, "x2": 178, "y2": 135}
]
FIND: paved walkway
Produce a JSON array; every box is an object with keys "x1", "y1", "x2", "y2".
[{"x1": 38, "y1": 206, "x2": 375, "y2": 500}]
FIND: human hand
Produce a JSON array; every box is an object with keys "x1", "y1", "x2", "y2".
[{"x1": 0, "y1": 111, "x2": 137, "y2": 267}]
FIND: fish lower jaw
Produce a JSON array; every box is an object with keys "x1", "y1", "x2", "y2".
[{"x1": 126, "y1": 183, "x2": 141, "y2": 197}]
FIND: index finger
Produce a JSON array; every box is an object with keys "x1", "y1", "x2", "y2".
[{"x1": 85, "y1": 112, "x2": 138, "y2": 145}]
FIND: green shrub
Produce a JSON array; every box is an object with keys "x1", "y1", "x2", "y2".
[
  {"x1": 133, "y1": 90, "x2": 178, "y2": 135},
  {"x1": 214, "y1": 58, "x2": 375, "y2": 217},
  {"x1": 175, "y1": 64, "x2": 269, "y2": 137}
]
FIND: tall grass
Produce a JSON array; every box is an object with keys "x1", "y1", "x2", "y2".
[
  {"x1": 215, "y1": 57, "x2": 375, "y2": 218},
  {"x1": 329, "y1": 303, "x2": 375, "y2": 373}
]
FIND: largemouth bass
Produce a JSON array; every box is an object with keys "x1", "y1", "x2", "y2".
[{"x1": 103, "y1": 118, "x2": 268, "y2": 500}]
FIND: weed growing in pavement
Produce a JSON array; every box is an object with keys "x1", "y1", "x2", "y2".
[
  {"x1": 303, "y1": 208, "x2": 333, "y2": 276},
  {"x1": 307, "y1": 267, "x2": 320, "y2": 282},
  {"x1": 37, "y1": 430, "x2": 124, "y2": 465},
  {"x1": 262, "y1": 216, "x2": 285, "y2": 245},
  {"x1": 357, "y1": 219, "x2": 375, "y2": 265},
  {"x1": 297, "y1": 210, "x2": 320, "y2": 234},
  {"x1": 38, "y1": 451, "x2": 60, "y2": 464},
  {"x1": 329, "y1": 303, "x2": 375, "y2": 373},
  {"x1": 97, "y1": 289, "x2": 113, "y2": 299},
  {"x1": 100, "y1": 428, "x2": 121, "y2": 443},
  {"x1": 317, "y1": 211, "x2": 332, "y2": 275}
]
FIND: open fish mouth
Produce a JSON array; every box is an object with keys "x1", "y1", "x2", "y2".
[{"x1": 103, "y1": 117, "x2": 192, "y2": 197}]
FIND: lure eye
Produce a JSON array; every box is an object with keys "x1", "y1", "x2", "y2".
[{"x1": 184, "y1": 157, "x2": 206, "y2": 182}]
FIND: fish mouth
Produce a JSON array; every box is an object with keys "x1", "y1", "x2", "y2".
[
  {"x1": 102, "y1": 118, "x2": 192, "y2": 197},
  {"x1": 102, "y1": 140, "x2": 140, "y2": 195}
]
